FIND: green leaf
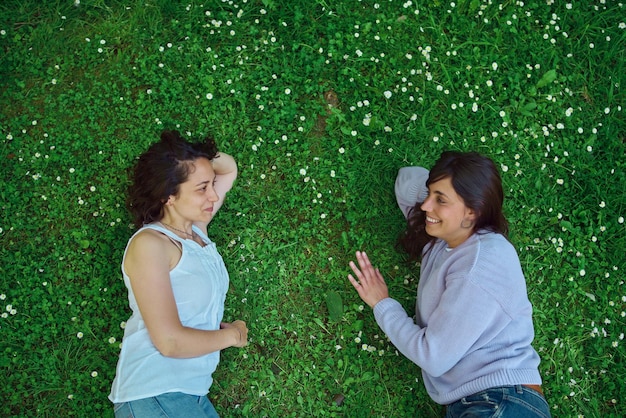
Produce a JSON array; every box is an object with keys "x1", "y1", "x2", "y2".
[
  {"x1": 326, "y1": 291, "x2": 343, "y2": 322},
  {"x1": 536, "y1": 69, "x2": 557, "y2": 88}
]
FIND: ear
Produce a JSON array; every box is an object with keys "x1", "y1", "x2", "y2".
[
  {"x1": 465, "y1": 207, "x2": 477, "y2": 221},
  {"x1": 164, "y1": 195, "x2": 175, "y2": 206}
]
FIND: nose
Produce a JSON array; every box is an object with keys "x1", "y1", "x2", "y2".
[
  {"x1": 420, "y1": 196, "x2": 432, "y2": 212},
  {"x1": 207, "y1": 187, "x2": 219, "y2": 202}
]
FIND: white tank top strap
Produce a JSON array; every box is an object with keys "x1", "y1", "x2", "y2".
[{"x1": 142, "y1": 223, "x2": 184, "y2": 250}]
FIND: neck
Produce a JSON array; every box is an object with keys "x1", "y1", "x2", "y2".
[{"x1": 159, "y1": 219, "x2": 194, "y2": 238}]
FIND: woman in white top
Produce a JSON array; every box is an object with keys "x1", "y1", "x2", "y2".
[{"x1": 110, "y1": 130, "x2": 248, "y2": 417}]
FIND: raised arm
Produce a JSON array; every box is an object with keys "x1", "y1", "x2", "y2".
[
  {"x1": 211, "y1": 152, "x2": 238, "y2": 216},
  {"x1": 194, "y1": 152, "x2": 238, "y2": 231}
]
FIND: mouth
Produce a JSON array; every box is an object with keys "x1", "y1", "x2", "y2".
[{"x1": 426, "y1": 216, "x2": 441, "y2": 224}]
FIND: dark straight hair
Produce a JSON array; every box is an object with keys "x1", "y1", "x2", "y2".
[
  {"x1": 127, "y1": 130, "x2": 219, "y2": 228},
  {"x1": 398, "y1": 151, "x2": 508, "y2": 261}
]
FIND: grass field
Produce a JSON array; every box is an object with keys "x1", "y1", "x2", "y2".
[{"x1": 1, "y1": 0, "x2": 624, "y2": 416}]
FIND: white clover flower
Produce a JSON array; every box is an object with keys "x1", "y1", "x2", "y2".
[
  {"x1": 486, "y1": 80, "x2": 493, "y2": 87},
  {"x1": 492, "y1": 62, "x2": 498, "y2": 71},
  {"x1": 299, "y1": 168, "x2": 306, "y2": 176},
  {"x1": 91, "y1": 371, "x2": 98, "y2": 378},
  {"x1": 383, "y1": 90, "x2": 392, "y2": 99},
  {"x1": 77, "y1": 332, "x2": 84, "y2": 339},
  {"x1": 284, "y1": 88, "x2": 291, "y2": 95},
  {"x1": 618, "y1": 216, "x2": 624, "y2": 224},
  {"x1": 108, "y1": 337, "x2": 116, "y2": 344},
  {"x1": 580, "y1": 269, "x2": 586, "y2": 277},
  {"x1": 556, "y1": 179, "x2": 564, "y2": 185},
  {"x1": 206, "y1": 93, "x2": 213, "y2": 100},
  {"x1": 599, "y1": 201, "x2": 606, "y2": 208}
]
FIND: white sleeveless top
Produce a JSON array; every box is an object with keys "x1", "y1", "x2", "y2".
[{"x1": 109, "y1": 224, "x2": 229, "y2": 403}]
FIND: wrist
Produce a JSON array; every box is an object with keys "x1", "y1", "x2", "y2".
[{"x1": 232, "y1": 327, "x2": 241, "y2": 346}]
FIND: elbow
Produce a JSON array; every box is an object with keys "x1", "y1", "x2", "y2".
[
  {"x1": 152, "y1": 336, "x2": 182, "y2": 358},
  {"x1": 422, "y1": 364, "x2": 450, "y2": 378},
  {"x1": 404, "y1": 350, "x2": 454, "y2": 378}
]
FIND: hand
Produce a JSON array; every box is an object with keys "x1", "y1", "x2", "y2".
[
  {"x1": 348, "y1": 251, "x2": 389, "y2": 308},
  {"x1": 221, "y1": 320, "x2": 248, "y2": 347}
]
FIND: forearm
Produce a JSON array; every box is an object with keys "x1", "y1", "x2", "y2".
[
  {"x1": 213, "y1": 152, "x2": 237, "y2": 176},
  {"x1": 155, "y1": 326, "x2": 240, "y2": 359}
]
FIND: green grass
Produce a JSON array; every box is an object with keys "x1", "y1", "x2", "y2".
[{"x1": 1, "y1": 0, "x2": 624, "y2": 416}]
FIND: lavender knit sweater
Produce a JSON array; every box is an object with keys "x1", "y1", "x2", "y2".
[{"x1": 375, "y1": 167, "x2": 542, "y2": 405}]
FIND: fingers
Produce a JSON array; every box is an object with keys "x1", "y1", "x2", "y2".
[
  {"x1": 347, "y1": 251, "x2": 390, "y2": 309},
  {"x1": 223, "y1": 320, "x2": 249, "y2": 347},
  {"x1": 233, "y1": 320, "x2": 249, "y2": 347}
]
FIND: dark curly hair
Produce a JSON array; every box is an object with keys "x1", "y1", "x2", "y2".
[
  {"x1": 398, "y1": 151, "x2": 509, "y2": 261},
  {"x1": 127, "y1": 130, "x2": 219, "y2": 228}
]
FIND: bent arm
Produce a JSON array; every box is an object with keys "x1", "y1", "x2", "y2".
[
  {"x1": 373, "y1": 279, "x2": 510, "y2": 377},
  {"x1": 210, "y1": 152, "x2": 237, "y2": 215},
  {"x1": 194, "y1": 152, "x2": 237, "y2": 231},
  {"x1": 125, "y1": 231, "x2": 247, "y2": 358},
  {"x1": 394, "y1": 166, "x2": 429, "y2": 218}
]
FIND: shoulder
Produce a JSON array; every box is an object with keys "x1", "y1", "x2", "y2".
[
  {"x1": 127, "y1": 228, "x2": 171, "y2": 252},
  {"x1": 445, "y1": 233, "x2": 520, "y2": 275},
  {"x1": 125, "y1": 227, "x2": 179, "y2": 270},
  {"x1": 459, "y1": 232, "x2": 525, "y2": 286},
  {"x1": 474, "y1": 232, "x2": 518, "y2": 260}
]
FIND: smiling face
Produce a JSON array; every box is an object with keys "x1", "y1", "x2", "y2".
[
  {"x1": 164, "y1": 157, "x2": 219, "y2": 225},
  {"x1": 420, "y1": 176, "x2": 476, "y2": 248}
]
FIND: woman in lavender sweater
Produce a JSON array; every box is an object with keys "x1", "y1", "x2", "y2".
[{"x1": 348, "y1": 151, "x2": 550, "y2": 417}]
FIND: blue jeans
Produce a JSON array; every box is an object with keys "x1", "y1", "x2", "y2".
[
  {"x1": 114, "y1": 392, "x2": 220, "y2": 418},
  {"x1": 446, "y1": 385, "x2": 551, "y2": 418}
]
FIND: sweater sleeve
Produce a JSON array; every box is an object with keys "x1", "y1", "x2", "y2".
[
  {"x1": 394, "y1": 167, "x2": 429, "y2": 219},
  {"x1": 373, "y1": 277, "x2": 513, "y2": 378}
]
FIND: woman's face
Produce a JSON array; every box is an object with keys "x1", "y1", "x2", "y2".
[
  {"x1": 420, "y1": 177, "x2": 476, "y2": 248},
  {"x1": 166, "y1": 158, "x2": 219, "y2": 224}
]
